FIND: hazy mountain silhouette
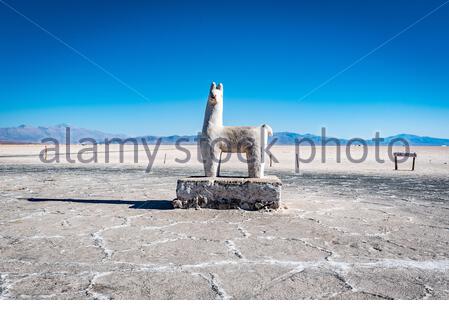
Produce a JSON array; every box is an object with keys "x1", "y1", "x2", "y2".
[
  {"x1": 1, "y1": 125, "x2": 449, "y2": 146},
  {"x1": 0, "y1": 124, "x2": 126, "y2": 143}
]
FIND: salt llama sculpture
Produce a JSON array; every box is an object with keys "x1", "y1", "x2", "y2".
[
  {"x1": 200, "y1": 82, "x2": 273, "y2": 178},
  {"x1": 173, "y1": 82, "x2": 282, "y2": 210}
]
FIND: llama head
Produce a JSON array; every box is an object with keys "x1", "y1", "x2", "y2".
[{"x1": 208, "y1": 82, "x2": 223, "y2": 104}]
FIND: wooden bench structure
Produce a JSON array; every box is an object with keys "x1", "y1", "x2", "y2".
[{"x1": 394, "y1": 152, "x2": 417, "y2": 171}]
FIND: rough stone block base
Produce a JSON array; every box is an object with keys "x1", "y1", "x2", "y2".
[{"x1": 173, "y1": 176, "x2": 282, "y2": 210}]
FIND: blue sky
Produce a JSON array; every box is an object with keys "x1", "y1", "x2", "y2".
[{"x1": 1, "y1": 0, "x2": 449, "y2": 138}]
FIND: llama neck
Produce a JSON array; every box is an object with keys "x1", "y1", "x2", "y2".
[{"x1": 203, "y1": 101, "x2": 223, "y2": 131}]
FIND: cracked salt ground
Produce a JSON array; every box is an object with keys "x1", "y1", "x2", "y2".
[{"x1": 1, "y1": 164, "x2": 449, "y2": 299}]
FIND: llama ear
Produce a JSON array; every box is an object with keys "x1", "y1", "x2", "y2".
[
  {"x1": 217, "y1": 83, "x2": 223, "y2": 90},
  {"x1": 210, "y1": 82, "x2": 216, "y2": 91}
]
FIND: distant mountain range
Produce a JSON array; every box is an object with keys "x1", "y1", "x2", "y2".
[
  {"x1": 1, "y1": 124, "x2": 448, "y2": 146},
  {"x1": 269, "y1": 132, "x2": 449, "y2": 146},
  {"x1": 0, "y1": 124, "x2": 126, "y2": 144}
]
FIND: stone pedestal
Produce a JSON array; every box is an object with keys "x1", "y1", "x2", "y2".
[{"x1": 173, "y1": 176, "x2": 282, "y2": 210}]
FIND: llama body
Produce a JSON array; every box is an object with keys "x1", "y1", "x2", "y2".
[{"x1": 200, "y1": 82, "x2": 273, "y2": 178}]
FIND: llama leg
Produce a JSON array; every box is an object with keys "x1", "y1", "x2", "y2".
[
  {"x1": 211, "y1": 148, "x2": 221, "y2": 177},
  {"x1": 205, "y1": 148, "x2": 220, "y2": 177},
  {"x1": 260, "y1": 158, "x2": 265, "y2": 178},
  {"x1": 246, "y1": 147, "x2": 262, "y2": 178},
  {"x1": 203, "y1": 156, "x2": 215, "y2": 177},
  {"x1": 201, "y1": 142, "x2": 217, "y2": 177},
  {"x1": 260, "y1": 126, "x2": 269, "y2": 178},
  {"x1": 259, "y1": 139, "x2": 266, "y2": 178}
]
